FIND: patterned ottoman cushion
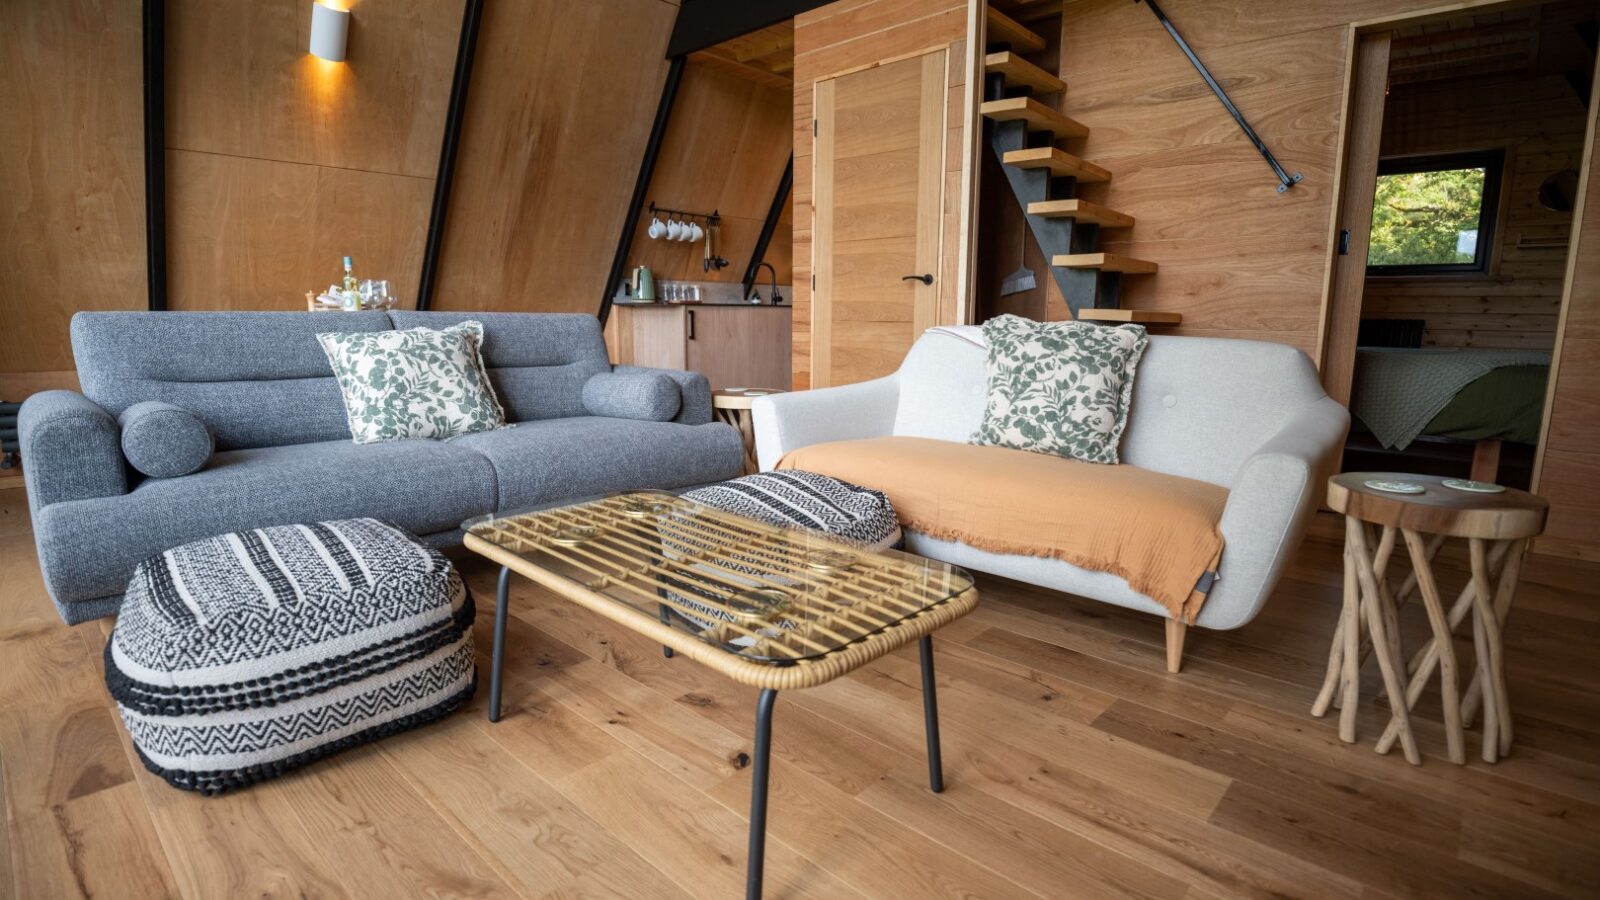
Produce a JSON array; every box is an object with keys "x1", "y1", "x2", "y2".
[
  {"x1": 681, "y1": 470, "x2": 901, "y2": 551},
  {"x1": 106, "y1": 518, "x2": 475, "y2": 795},
  {"x1": 665, "y1": 471, "x2": 902, "y2": 633}
]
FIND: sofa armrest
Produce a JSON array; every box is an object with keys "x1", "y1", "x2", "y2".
[
  {"x1": 18, "y1": 391, "x2": 128, "y2": 510},
  {"x1": 612, "y1": 365, "x2": 713, "y2": 425},
  {"x1": 752, "y1": 376, "x2": 900, "y2": 471},
  {"x1": 1201, "y1": 396, "x2": 1350, "y2": 630}
]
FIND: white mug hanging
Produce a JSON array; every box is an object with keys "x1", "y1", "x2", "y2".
[{"x1": 647, "y1": 217, "x2": 666, "y2": 240}]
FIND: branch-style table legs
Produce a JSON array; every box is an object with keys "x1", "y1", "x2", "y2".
[{"x1": 1312, "y1": 517, "x2": 1526, "y2": 765}]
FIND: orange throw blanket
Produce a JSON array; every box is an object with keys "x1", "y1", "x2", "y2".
[{"x1": 778, "y1": 437, "x2": 1227, "y2": 622}]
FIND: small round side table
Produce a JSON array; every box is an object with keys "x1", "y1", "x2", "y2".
[
  {"x1": 1313, "y1": 472, "x2": 1547, "y2": 765},
  {"x1": 713, "y1": 389, "x2": 784, "y2": 476}
]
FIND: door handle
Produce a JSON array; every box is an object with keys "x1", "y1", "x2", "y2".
[
  {"x1": 902, "y1": 274, "x2": 934, "y2": 285},
  {"x1": 687, "y1": 309, "x2": 696, "y2": 340}
]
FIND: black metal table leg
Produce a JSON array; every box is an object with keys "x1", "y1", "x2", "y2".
[
  {"x1": 488, "y1": 565, "x2": 510, "y2": 722},
  {"x1": 746, "y1": 688, "x2": 777, "y2": 900},
  {"x1": 659, "y1": 603, "x2": 675, "y2": 658},
  {"x1": 920, "y1": 635, "x2": 944, "y2": 793}
]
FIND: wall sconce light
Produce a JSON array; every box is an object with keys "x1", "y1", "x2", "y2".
[{"x1": 309, "y1": 2, "x2": 350, "y2": 62}]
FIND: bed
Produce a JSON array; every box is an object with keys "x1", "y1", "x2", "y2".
[{"x1": 1347, "y1": 347, "x2": 1550, "y2": 486}]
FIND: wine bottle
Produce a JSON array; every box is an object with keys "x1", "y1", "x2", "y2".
[{"x1": 341, "y1": 256, "x2": 359, "y2": 310}]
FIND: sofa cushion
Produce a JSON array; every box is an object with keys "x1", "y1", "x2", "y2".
[
  {"x1": 450, "y1": 417, "x2": 744, "y2": 512},
  {"x1": 118, "y1": 401, "x2": 214, "y2": 478},
  {"x1": 33, "y1": 438, "x2": 496, "y2": 615},
  {"x1": 317, "y1": 321, "x2": 507, "y2": 443},
  {"x1": 72, "y1": 311, "x2": 395, "y2": 450},
  {"x1": 778, "y1": 435, "x2": 1227, "y2": 622},
  {"x1": 582, "y1": 371, "x2": 681, "y2": 421},
  {"x1": 389, "y1": 312, "x2": 611, "y2": 423},
  {"x1": 974, "y1": 315, "x2": 1147, "y2": 465}
]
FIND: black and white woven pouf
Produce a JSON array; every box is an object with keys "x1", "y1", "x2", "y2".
[
  {"x1": 682, "y1": 469, "x2": 901, "y2": 550},
  {"x1": 105, "y1": 518, "x2": 475, "y2": 795},
  {"x1": 665, "y1": 470, "x2": 902, "y2": 632}
]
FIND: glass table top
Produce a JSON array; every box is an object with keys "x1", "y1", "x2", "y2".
[{"x1": 464, "y1": 491, "x2": 975, "y2": 665}]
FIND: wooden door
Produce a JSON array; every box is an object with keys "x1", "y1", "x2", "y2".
[
  {"x1": 812, "y1": 50, "x2": 947, "y2": 388},
  {"x1": 1318, "y1": 32, "x2": 1392, "y2": 405}
]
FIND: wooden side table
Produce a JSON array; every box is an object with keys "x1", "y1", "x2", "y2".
[
  {"x1": 1313, "y1": 473, "x2": 1547, "y2": 765},
  {"x1": 713, "y1": 389, "x2": 783, "y2": 475}
]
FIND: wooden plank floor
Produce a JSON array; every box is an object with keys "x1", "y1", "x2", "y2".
[{"x1": 2, "y1": 482, "x2": 1598, "y2": 899}]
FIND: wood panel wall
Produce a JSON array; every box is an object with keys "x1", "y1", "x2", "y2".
[
  {"x1": 1360, "y1": 73, "x2": 1587, "y2": 351},
  {"x1": 1535, "y1": 59, "x2": 1600, "y2": 562},
  {"x1": 1054, "y1": 0, "x2": 1541, "y2": 357},
  {"x1": 791, "y1": 0, "x2": 975, "y2": 390},
  {"x1": 622, "y1": 60, "x2": 793, "y2": 289},
  {"x1": 0, "y1": 0, "x2": 147, "y2": 397},
  {"x1": 428, "y1": 0, "x2": 679, "y2": 314},
  {"x1": 164, "y1": 0, "x2": 460, "y2": 311}
]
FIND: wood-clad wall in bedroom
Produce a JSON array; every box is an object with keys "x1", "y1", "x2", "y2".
[
  {"x1": 1535, "y1": 57, "x2": 1600, "y2": 562},
  {"x1": 428, "y1": 0, "x2": 679, "y2": 314},
  {"x1": 0, "y1": 0, "x2": 147, "y2": 398},
  {"x1": 163, "y1": 0, "x2": 460, "y2": 313},
  {"x1": 791, "y1": 0, "x2": 975, "y2": 390},
  {"x1": 1360, "y1": 48, "x2": 1588, "y2": 350}
]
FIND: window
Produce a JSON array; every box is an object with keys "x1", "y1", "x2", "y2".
[{"x1": 1367, "y1": 149, "x2": 1503, "y2": 276}]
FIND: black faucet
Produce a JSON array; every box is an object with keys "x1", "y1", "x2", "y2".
[{"x1": 750, "y1": 262, "x2": 782, "y2": 304}]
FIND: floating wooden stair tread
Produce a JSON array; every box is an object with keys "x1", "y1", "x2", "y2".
[
  {"x1": 1052, "y1": 252, "x2": 1158, "y2": 274},
  {"x1": 1026, "y1": 199, "x2": 1134, "y2": 228},
  {"x1": 986, "y1": 7, "x2": 1046, "y2": 53},
  {"x1": 984, "y1": 52, "x2": 1066, "y2": 95},
  {"x1": 980, "y1": 97, "x2": 1088, "y2": 139},
  {"x1": 1076, "y1": 309, "x2": 1182, "y2": 325},
  {"x1": 1002, "y1": 147, "x2": 1111, "y2": 183}
]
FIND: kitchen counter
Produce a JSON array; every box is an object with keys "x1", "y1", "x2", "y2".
[
  {"x1": 606, "y1": 302, "x2": 791, "y2": 391},
  {"x1": 612, "y1": 300, "x2": 790, "y2": 308}
]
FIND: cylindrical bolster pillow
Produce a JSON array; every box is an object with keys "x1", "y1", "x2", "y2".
[
  {"x1": 581, "y1": 372, "x2": 682, "y2": 422},
  {"x1": 118, "y1": 401, "x2": 214, "y2": 479}
]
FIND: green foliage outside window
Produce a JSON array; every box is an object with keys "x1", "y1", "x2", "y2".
[{"x1": 1367, "y1": 166, "x2": 1487, "y2": 267}]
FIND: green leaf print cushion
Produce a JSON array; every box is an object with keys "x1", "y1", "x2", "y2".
[
  {"x1": 973, "y1": 314, "x2": 1148, "y2": 464},
  {"x1": 318, "y1": 321, "x2": 507, "y2": 444}
]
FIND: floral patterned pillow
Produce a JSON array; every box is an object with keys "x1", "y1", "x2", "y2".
[
  {"x1": 972, "y1": 314, "x2": 1148, "y2": 464},
  {"x1": 318, "y1": 321, "x2": 506, "y2": 444}
]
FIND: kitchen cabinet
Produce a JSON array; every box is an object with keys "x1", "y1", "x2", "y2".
[{"x1": 607, "y1": 305, "x2": 792, "y2": 391}]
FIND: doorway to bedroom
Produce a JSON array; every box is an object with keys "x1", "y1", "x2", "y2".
[{"x1": 1325, "y1": 0, "x2": 1597, "y2": 489}]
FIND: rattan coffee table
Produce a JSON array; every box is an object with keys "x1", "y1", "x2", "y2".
[{"x1": 463, "y1": 491, "x2": 978, "y2": 900}]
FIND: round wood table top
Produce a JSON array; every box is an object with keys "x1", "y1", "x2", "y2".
[
  {"x1": 1326, "y1": 472, "x2": 1548, "y2": 540},
  {"x1": 712, "y1": 388, "x2": 785, "y2": 410}
]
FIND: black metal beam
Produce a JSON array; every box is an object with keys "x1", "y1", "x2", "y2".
[
  {"x1": 740, "y1": 156, "x2": 792, "y2": 301},
  {"x1": 666, "y1": 0, "x2": 828, "y2": 59},
  {"x1": 416, "y1": 0, "x2": 485, "y2": 311},
  {"x1": 599, "y1": 55, "x2": 686, "y2": 326},
  {"x1": 142, "y1": 0, "x2": 167, "y2": 310},
  {"x1": 1135, "y1": 0, "x2": 1302, "y2": 193}
]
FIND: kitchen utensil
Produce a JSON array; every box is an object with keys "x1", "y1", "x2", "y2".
[
  {"x1": 631, "y1": 266, "x2": 655, "y2": 301},
  {"x1": 648, "y1": 217, "x2": 666, "y2": 239}
]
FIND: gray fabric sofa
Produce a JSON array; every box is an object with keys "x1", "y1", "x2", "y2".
[{"x1": 20, "y1": 311, "x2": 744, "y2": 624}]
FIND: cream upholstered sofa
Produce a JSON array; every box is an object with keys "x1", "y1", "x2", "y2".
[{"x1": 752, "y1": 326, "x2": 1349, "y2": 671}]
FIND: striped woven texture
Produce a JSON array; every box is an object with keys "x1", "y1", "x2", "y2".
[{"x1": 106, "y1": 518, "x2": 475, "y2": 795}]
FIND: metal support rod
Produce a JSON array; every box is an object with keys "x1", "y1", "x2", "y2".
[
  {"x1": 488, "y1": 565, "x2": 510, "y2": 722},
  {"x1": 416, "y1": 0, "x2": 486, "y2": 310},
  {"x1": 746, "y1": 689, "x2": 778, "y2": 900},
  {"x1": 659, "y1": 604, "x2": 675, "y2": 658},
  {"x1": 1135, "y1": 0, "x2": 1302, "y2": 193},
  {"x1": 740, "y1": 156, "x2": 793, "y2": 301},
  {"x1": 142, "y1": 0, "x2": 167, "y2": 310},
  {"x1": 600, "y1": 56, "x2": 687, "y2": 326},
  {"x1": 920, "y1": 636, "x2": 945, "y2": 793}
]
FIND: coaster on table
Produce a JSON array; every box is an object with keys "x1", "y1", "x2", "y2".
[
  {"x1": 744, "y1": 390, "x2": 770, "y2": 397},
  {"x1": 1442, "y1": 478, "x2": 1507, "y2": 494},
  {"x1": 1364, "y1": 479, "x2": 1426, "y2": 495}
]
